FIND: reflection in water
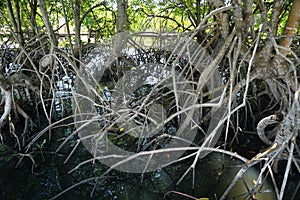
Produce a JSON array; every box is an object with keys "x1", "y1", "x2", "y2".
[{"x1": 193, "y1": 153, "x2": 276, "y2": 200}]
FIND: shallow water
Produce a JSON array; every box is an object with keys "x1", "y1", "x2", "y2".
[{"x1": 1, "y1": 135, "x2": 300, "y2": 200}]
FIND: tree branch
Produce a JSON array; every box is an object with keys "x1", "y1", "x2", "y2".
[{"x1": 279, "y1": 0, "x2": 300, "y2": 55}]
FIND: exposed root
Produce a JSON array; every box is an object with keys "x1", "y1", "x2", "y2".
[{"x1": 0, "y1": 85, "x2": 12, "y2": 128}]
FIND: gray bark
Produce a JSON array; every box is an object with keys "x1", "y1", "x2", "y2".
[
  {"x1": 117, "y1": 0, "x2": 128, "y2": 33},
  {"x1": 5, "y1": 0, "x2": 24, "y2": 44},
  {"x1": 71, "y1": 0, "x2": 81, "y2": 67},
  {"x1": 37, "y1": 0, "x2": 58, "y2": 47}
]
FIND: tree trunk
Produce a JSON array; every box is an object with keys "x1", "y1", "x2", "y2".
[
  {"x1": 71, "y1": 0, "x2": 81, "y2": 68},
  {"x1": 5, "y1": 0, "x2": 24, "y2": 44},
  {"x1": 213, "y1": 0, "x2": 230, "y2": 40},
  {"x1": 279, "y1": 0, "x2": 300, "y2": 55},
  {"x1": 60, "y1": 0, "x2": 74, "y2": 52},
  {"x1": 13, "y1": 0, "x2": 24, "y2": 44},
  {"x1": 37, "y1": 0, "x2": 58, "y2": 48},
  {"x1": 29, "y1": 0, "x2": 38, "y2": 35},
  {"x1": 116, "y1": 0, "x2": 128, "y2": 33}
]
